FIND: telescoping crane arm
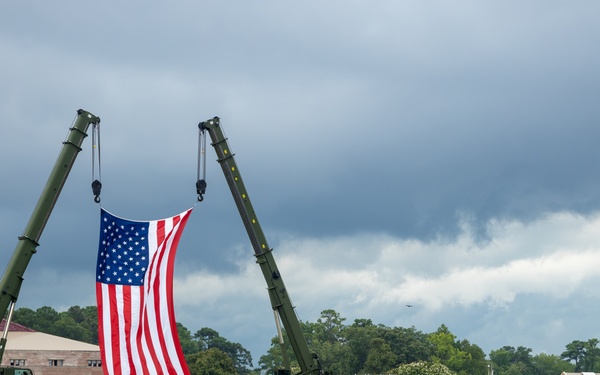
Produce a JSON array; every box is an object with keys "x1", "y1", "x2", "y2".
[
  {"x1": 199, "y1": 117, "x2": 324, "y2": 375},
  {"x1": 0, "y1": 110, "x2": 100, "y2": 363}
]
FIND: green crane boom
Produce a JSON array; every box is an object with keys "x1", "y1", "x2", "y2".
[
  {"x1": 0, "y1": 110, "x2": 100, "y2": 369},
  {"x1": 199, "y1": 117, "x2": 324, "y2": 375}
]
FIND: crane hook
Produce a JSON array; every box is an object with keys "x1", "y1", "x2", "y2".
[
  {"x1": 196, "y1": 179, "x2": 207, "y2": 202},
  {"x1": 92, "y1": 179, "x2": 102, "y2": 203}
]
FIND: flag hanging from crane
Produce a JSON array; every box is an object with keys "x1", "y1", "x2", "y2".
[{"x1": 95, "y1": 208, "x2": 193, "y2": 375}]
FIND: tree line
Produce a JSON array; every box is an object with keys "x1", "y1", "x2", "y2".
[{"x1": 9, "y1": 306, "x2": 599, "y2": 374}]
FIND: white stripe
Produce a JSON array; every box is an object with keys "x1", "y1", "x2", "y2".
[
  {"x1": 100, "y1": 283, "x2": 114, "y2": 374},
  {"x1": 100, "y1": 212, "x2": 190, "y2": 375},
  {"x1": 115, "y1": 285, "x2": 130, "y2": 375}
]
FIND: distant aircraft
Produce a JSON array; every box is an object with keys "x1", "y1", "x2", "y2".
[{"x1": 406, "y1": 304, "x2": 413, "y2": 307}]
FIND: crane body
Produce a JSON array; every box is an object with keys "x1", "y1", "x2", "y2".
[
  {"x1": 199, "y1": 117, "x2": 324, "y2": 375},
  {"x1": 0, "y1": 110, "x2": 100, "y2": 374}
]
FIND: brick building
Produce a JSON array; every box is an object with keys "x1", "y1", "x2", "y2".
[{"x1": 0, "y1": 320, "x2": 102, "y2": 375}]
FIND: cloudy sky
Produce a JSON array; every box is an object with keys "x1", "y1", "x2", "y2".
[{"x1": 2, "y1": 0, "x2": 600, "y2": 366}]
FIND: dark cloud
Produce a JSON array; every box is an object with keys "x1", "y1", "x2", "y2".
[{"x1": 2, "y1": 0, "x2": 600, "y2": 364}]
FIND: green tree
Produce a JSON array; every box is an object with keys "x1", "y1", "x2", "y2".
[
  {"x1": 12, "y1": 305, "x2": 98, "y2": 344},
  {"x1": 561, "y1": 339, "x2": 600, "y2": 372},
  {"x1": 53, "y1": 314, "x2": 90, "y2": 342},
  {"x1": 33, "y1": 306, "x2": 60, "y2": 332},
  {"x1": 381, "y1": 325, "x2": 432, "y2": 365},
  {"x1": 342, "y1": 319, "x2": 379, "y2": 373},
  {"x1": 583, "y1": 338, "x2": 600, "y2": 371},
  {"x1": 362, "y1": 337, "x2": 396, "y2": 374},
  {"x1": 259, "y1": 310, "x2": 350, "y2": 374},
  {"x1": 178, "y1": 322, "x2": 201, "y2": 354},
  {"x1": 490, "y1": 346, "x2": 534, "y2": 375},
  {"x1": 12, "y1": 306, "x2": 60, "y2": 333},
  {"x1": 313, "y1": 309, "x2": 346, "y2": 343},
  {"x1": 11, "y1": 307, "x2": 37, "y2": 329},
  {"x1": 455, "y1": 339, "x2": 487, "y2": 375},
  {"x1": 186, "y1": 347, "x2": 237, "y2": 375},
  {"x1": 427, "y1": 325, "x2": 471, "y2": 374},
  {"x1": 561, "y1": 340, "x2": 586, "y2": 371},
  {"x1": 194, "y1": 327, "x2": 253, "y2": 374},
  {"x1": 67, "y1": 305, "x2": 98, "y2": 344},
  {"x1": 531, "y1": 353, "x2": 574, "y2": 375},
  {"x1": 258, "y1": 334, "x2": 290, "y2": 372}
]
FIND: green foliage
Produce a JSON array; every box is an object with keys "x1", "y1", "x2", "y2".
[
  {"x1": 9, "y1": 305, "x2": 600, "y2": 375},
  {"x1": 362, "y1": 337, "x2": 396, "y2": 373},
  {"x1": 262, "y1": 311, "x2": 485, "y2": 375},
  {"x1": 12, "y1": 305, "x2": 254, "y2": 374},
  {"x1": 428, "y1": 324, "x2": 472, "y2": 372},
  {"x1": 186, "y1": 347, "x2": 237, "y2": 375},
  {"x1": 314, "y1": 309, "x2": 346, "y2": 343},
  {"x1": 561, "y1": 338, "x2": 600, "y2": 372},
  {"x1": 194, "y1": 327, "x2": 253, "y2": 374},
  {"x1": 531, "y1": 353, "x2": 574, "y2": 375},
  {"x1": 177, "y1": 322, "x2": 202, "y2": 354},
  {"x1": 455, "y1": 339, "x2": 487, "y2": 375},
  {"x1": 490, "y1": 346, "x2": 534, "y2": 375},
  {"x1": 426, "y1": 325, "x2": 489, "y2": 375},
  {"x1": 381, "y1": 325, "x2": 433, "y2": 365},
  {"x1": 12, "y1": 305, "x2": 97, "y2": 344},
  {"x1": 490, "y1": 345, "x2": 578, "y2": 375}
]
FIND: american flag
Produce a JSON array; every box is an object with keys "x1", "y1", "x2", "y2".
[{"x1": 96, "y1": 208, "x2": 193, "y2": 375}]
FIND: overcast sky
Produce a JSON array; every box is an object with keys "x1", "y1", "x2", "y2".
[{"x1": 2, "y1": 0, "x2": 600, "y2": 367}]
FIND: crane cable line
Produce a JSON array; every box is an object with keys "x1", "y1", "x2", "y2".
[
  {"x1": 196, "y1": 124, "x2": 208, "y2": 202},
  {"x1": 91, "y1": 121, "x2": 102, "y2": 203}
]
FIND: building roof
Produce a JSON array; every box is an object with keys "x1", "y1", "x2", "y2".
[
  {"x1": 1, "y1": 319, "x2": 99, "y2": 351},
  {"x1": 0, "y1": 319, "x2": 35, "y2": 332},
  {"x1": 6, "y1": 331, "x2": 100, "y2": 351}
]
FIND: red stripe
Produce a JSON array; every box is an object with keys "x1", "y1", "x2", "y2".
[
  {"x1": 97, "y1": 209, "x2": 193, "y2": 375},
  {"x1": 144, "y1": 218, "x2": 165, "y2": 372},
  {"x1": 108, "y1": 284, "x2": 122, "y2": 375},
  {"x1": 121, "y1": 285, "x2": 136, "y2": 374},
  {"x1": 135, "y1": 289, "x2": 150, "y2": 375},
  {"x1": 167, "y1": 211, "x2": 192, "y2": 374},
  {"x1": 154, "y1": 218, "x2": 172, "y2": 372}
]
